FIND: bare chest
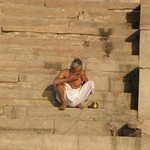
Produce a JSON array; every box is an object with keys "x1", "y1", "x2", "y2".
[{"x1": 69, "y1": 77, "x2": 82, "y2": 89}]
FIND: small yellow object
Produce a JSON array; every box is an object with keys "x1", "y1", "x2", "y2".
[{"x1": 91, "y1": 102, "x2": 99, "y2": 109}]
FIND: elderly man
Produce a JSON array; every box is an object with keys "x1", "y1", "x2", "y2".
[{"x1": 53, "y1": 58, "x2": 94, "y2": 110}]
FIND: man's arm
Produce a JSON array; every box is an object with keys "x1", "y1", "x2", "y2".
[
  {"x1": 53, "y1": 70, "x2": 80, "y2": 85},
  {"x1": 81, "y1": 71, "x2": 88, "y2": 83}
]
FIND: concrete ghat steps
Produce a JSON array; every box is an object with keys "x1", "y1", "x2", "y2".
[
  {"x1": 0, "y1": 133, "x2": 145, "y2": 150},
  {"x1": 0, "y1": 12, "x2": 138, "y2": 24},
  {"x1": 1, "y1": 104, "x2": 137, "y2": 122},
  {"x1": 0, "y1": 106, "x2": 137, "y2": 135},
  {"x1": 0, "y1": 39, "x2": 138, "y2": 60},
  {"x1": 0, "y1": 63, "x2": 138, "y2": 77},
  {"x1": 0, "y1": 93, "x2": 134, "y2": 107},
  {"x1": 0, "y1": 116, "x2": 127, "y2": 136},
  {"x1": 0, "y1": 36, "x2": 135, "y2": 53},
  {"x1": 0, "y1": 118, "x2": 112, "y2": 136},
  {"x1": 45, "y1": 1, "x2": 140, "y2": 9},
  {"x1": 0, "y1": 52, "x2": 139, "y2": 64},
  {"x1": 0, "y1": 1, "x2": 140, "y2": 145},
  {"x1": 0, "y1": 0, "x2": 140, "y2": 7},
  {"x1": 0, "y1": 25, "x2": 138, "y2": 37},
  {"x1": 1, "y1": 26, "x2": 139, "y2": 37},
  {"x1": 0, "y1": 4, "x2": 139, "y2": 22},
  {"x1": 0, "y1": 60, "x2": 138, "y2": 73},
  {"x1": 0, "y1": 89, "x2": 133, "y2": 109},
  {"x1": 0, "y1": 2, "x2": 140, "y2": 34}
]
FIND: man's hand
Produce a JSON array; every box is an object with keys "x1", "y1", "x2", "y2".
[
  {"x1": 69, "y1": 73, "x2": 81, "y2": 81},
  {"x1": 80, "y1": 71, "x2": 88, "y2": 83}
]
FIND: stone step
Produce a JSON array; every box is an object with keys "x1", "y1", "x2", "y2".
[
  {"x1": 141, "y1": 0, "x2": 150, "y2": 5},
  {"x1": 0, "y1": 3, "x2": 140, "y2": 26},
  {"x1": 0, "y1": 68, "x2": 138, "y2": 92},
  {"x1": 1, "y1": 5, "x2": 79, "y2": 19},
  {"x1": 0, "y1": 49, "x2": 137, "y2": 59},
  {"x1": 0, "y1": 59, "x2": 138, "y2": 73},
  {"x1": 1, "y1": 29, "x2": 135, "y2": 39},
  {"x1": 0, "y1": 90, "x2": 132, "y2": 110},
  {"x1": 77, "y1": 10, "x2": 139, "y2": 24},
  {"x1": 0, "y1": 29, "x2": 138, "y2": 46},
  {"x1": 0, "y1": 29, "x2": 138, "y2": 50},
  {"x1": 0, "y1": 0, "x2": 140, "y2": 8},
  {"x1": 0, "y1": 117, "x2": 140, "y2": 137},
  {"x1": 0, "y1": 89, "x2": 131, "y2": 106},
  {"x1": 0, "y1": 69, "x2": 138, "y2": 95},
  {"x1": 0, "y1": 0, "x2": 45, "y2": 6},
  {"x1": 140, "y1": 5, "x2": 150, "y2": 29},
  {"x1": 0, "y1": 68, "x2": 138, "y2": 85},
  {"x1": 0, "y1": 34, "x2": 83, "y2": 47},
  {"x1": 0, "y1": 62, "x2": 137, "y2": 78},
  {"x1": 0, "y1": 16, "x2": 50, "y2": 26},
  {"x1": 87, "y1": 63, "x2": 138, "y2": 74},
  {"x1": 0, "y1": 132, "x2": 146, "y2": 150},
  {"x1": 0, "y1": 50, "x2": 138, "y2": 65},
  {"x1": 0, "y1": 7, "x2": 139, "y2": 23},
  {"x1": 0, "y1": 76, "x2": 133, "y2": 97},
  {"x1": 0, "y1": 38, "x2": 136, "y2": 56},
  {"x1": 45, "y1": 1, "x2": 140, "y2": 9},
  {"x1": 0, "y1": 66, "x2": 138, "y2": 91},
  {"x1": 1, "y1": 103, "x2": 137, "y2": 121},
  {"x1": 0, "y1": 54, "x2": 138, "y2": 73},
  {"x1": 0, "y1": 7, "x2": 139, "y2": 29},
  {"x1": 0, "y1": 66, "x2": 138, "y2": 83},
  {"x1": 129, "y1": 119, "x2": 150, "y2": 137},
  {"x1": 1, "y1": 25, "x2": 138, "y2": 37},
  {"x1": 0, "y1": 118, "x2": 115, "y2": 136}
]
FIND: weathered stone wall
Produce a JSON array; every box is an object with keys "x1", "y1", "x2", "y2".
[
  {"x1": 139, "y1": 0, "x2": 150, "y2": 121},
  {"x1": 138, "y1": 0, "x2": 150, "y2": 137},
  {"x1": 0, "y1": 0, "x2": 141, "y2": 6},
  {"x1": 0, "y1": 134, "x2": 149, "y2": 150},
  {"x1": 0, "y1": 3, "x2": 141, "y2": 140},
  {"x1": 0, "y1": 1, "x2": 140, "y2": 107},
  {"x1": 1, "y1": 1, "x2": 150, "y2": 149}
]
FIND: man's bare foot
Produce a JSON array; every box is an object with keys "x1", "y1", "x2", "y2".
[
  {"x1": 58, "y1": 103, "x2": 66, "y2": 111},
  {"x1": 76, "y1": 104, "x2": 84, "y2": 110}
]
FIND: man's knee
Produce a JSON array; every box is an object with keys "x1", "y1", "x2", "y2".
[
  {"x1": 55, "y1": 84, "x2": 65, "y2": 91},
  {"x1": 87, "y1": 80, "x2": 95, "y2": 87}
]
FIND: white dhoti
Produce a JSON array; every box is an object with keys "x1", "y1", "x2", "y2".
[{"x1": 56, "y1": 80, "x2": 94, "y2": 107}]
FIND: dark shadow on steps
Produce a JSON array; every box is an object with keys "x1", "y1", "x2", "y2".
[
  {"x1": 125, "y1": 30, "x2": 139, "y2": 55},
  {"x1": 126, "y1": 5, "x2": 140, "y2": 55},
  {"x1": 123, "y1": 67, "x2": 139, "y2": 110},
  {"x1": 42, "y1": 84, "x2": 60, "y2": 107},
  {"x1": 117, "y1": 124, "x2": 142, "y2": 137},
  {"x1": 126, "y1": 5, "x2": 140, "y2": 29}
]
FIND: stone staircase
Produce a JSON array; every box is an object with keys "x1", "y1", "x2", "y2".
[{"x1": 0, "y1": 0, "x2": 148, "y2": 149}]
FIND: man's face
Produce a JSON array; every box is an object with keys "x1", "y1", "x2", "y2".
[{"x1": 73, "y1": 67, "x2": 82, "y2": 75}]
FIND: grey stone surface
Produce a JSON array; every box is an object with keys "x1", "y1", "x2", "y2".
[
  {"x1": 46, "y1": 1, "x2": 140, "y2": 9},
  {"x1": 0, "y1": 1, "x2": 144, "y2": 147},
  {"x1": 140, "y1": 5, "x2": 150, "y2": 29},
  {"x1": 0, "y1": 133, "x2": 149, "y2": 150},
  {"x1": 139, "y1": 31, "x2": 150, "y2": 68},
  {"x1": 141, "y1": 0, "x2": 150, "y2": 5},
  {"x1": 0, "y1": 0, "x2": 45, "y2": 5},
  {"x1": 138, "y1": 69, "x2": 150, "y2": 120}
]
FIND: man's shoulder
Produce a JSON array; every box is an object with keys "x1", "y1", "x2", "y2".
[
  {"x1": 59, "y1": 68, "x2": 70, "y2": 76},
  {"x1": 61, "y1": 68, "x2": 69, "y2": 73}
]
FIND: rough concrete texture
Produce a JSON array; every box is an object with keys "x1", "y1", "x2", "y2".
[
  {"x1": 0, "y1": 133, "x2": 149, "y2": 150},
  {"x1": 0, "y1": 0, "x2": 150, "y2": 149},
  {"x1": 138, "y1": 0, "x2": 150, "y2": 124}
]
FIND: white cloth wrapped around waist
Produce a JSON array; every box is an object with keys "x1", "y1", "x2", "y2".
[{"x1": 56, "y1": 80, "x2": 94, "y2": 107}]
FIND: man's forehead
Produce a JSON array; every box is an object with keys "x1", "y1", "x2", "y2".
[{"x1": 73, "y1": 67, "x2": 82, "y2": 71}]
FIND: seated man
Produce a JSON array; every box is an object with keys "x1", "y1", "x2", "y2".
[{"x1": 53, "y1": 58, "x2": 94, "y2": 110}]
